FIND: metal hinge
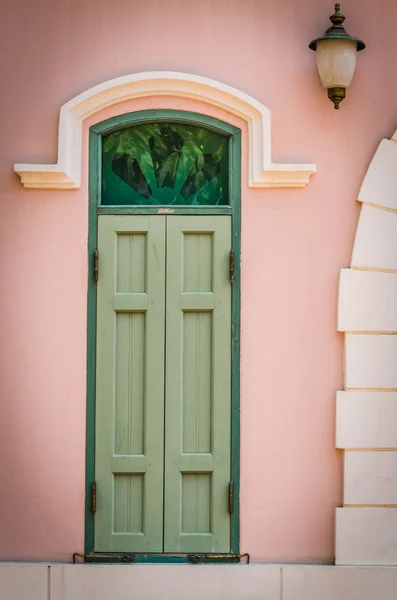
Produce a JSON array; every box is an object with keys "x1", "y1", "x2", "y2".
[
  {"x1": 93, "y1": 250, "x2": 99, "y2": 283},
  {"x1": 229, "y1": 250, "x2": 235, "y2": 283},
  {"x1": 188, "y1": 553, "x2": 250, "y2": 564},
  {"x1": 228, "y1": 481, "x2": 233, "y2": 514},
  {"x1": 91, "y1": 482, "x2": 97, "y2": 514}
]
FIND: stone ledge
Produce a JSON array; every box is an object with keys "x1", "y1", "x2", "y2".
[
  {"x1": 0, "y1": 564, "x2": 48, "y2": 600},
  {"x1": 283, "y1": 565, "x2": 397, "y2": 600},
  {"x1": 1, "y1": 563, "x2": 397, "y2": 600}
]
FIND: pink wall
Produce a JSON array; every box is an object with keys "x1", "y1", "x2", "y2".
[{"x1": 1, "y1": 0, "x2": 397, "y2": 563}]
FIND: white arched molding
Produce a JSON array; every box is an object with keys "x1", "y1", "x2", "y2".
[
  {"x1": 336, "y1": 127, "x2": 397, "y2": 566},
  {"x1": 14, "y1": 71, "x2": 315, "y2": 190}
]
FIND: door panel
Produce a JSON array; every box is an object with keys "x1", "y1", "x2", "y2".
[
  {"x1": 95, "y1": 215, "x2": 166, "y2": 552},
  {"x1": 163, "y1": 216, "x2": 232, "y2": 553},
  {"x1": 95, "y1": 214, "x2": 232, "y2": 554}
]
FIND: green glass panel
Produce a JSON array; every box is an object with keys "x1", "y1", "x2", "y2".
[{"x1": 101, "y1": 123, "x2": 229, "y2": 206}]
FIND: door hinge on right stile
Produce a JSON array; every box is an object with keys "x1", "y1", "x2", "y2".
[
  {"x1": 93, "y1": 250, "x2": 99, "y2": 283},
  {"x1": 229, "y1": 250, "x2": 235, "y2": 284},
  {"x1": 228, "y1": 481, "x2": 233, "y2": 514}
]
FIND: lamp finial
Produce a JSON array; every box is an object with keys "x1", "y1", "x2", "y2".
[{"x1": 330, "y1": 4, "x2": 345, "y2": 27}]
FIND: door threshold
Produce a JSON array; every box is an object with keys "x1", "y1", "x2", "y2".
[{"x1": 75, "y1": 553, "x2": 249, "y2": 565}]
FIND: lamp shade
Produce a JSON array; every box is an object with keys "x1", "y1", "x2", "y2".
[{"x1": 316, "y1": 38, "x2": 357, "y2": 89}]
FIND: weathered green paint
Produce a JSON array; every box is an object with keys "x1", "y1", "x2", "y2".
[
  {"x1": 164, "y1": 216, "x2": 231, "y2": 553},
  {"x1": 97, "y1": 206, "x2": 233, "y2": 215},
  {"x1": 83, "y1": 553, "x2": 240, "y2": 564},
  {"x1": 85, "y1": 109, "x2": 241, "y2": 560},
  {"x1": 90, "y1": 110, "x2": 239, "y2": 139},
  {"x1": 229, "y1": 127, "x2": 241, "y2": 555},
  {"x1": 84, "y1": 129, "x2": 100, "y2": 555}
]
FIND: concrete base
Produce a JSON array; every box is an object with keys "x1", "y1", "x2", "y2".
[{"x1": 1, "y1": 563, "x2": 397, "y2": 600}]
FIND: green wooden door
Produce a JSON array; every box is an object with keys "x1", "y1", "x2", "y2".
[
  {"x1": 164, "y1": 216, "x2": 232, "y2": 552},
  {"x1": 95, "y1": 215, "x2": 166, "y2": 552},
  {"x1": 94, "y1": 214, "x2": 232, "y2": 554}
]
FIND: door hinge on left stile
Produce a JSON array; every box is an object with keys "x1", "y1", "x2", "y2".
[
  {"x1": 93, "y1": 250, "x2": 99, "y2": 283},
  {"x1": 91, "y1": 482, "x2": 97, "y2": 514},
  {"x1": 228, "y1": 481, "x2": 233, "y2": 514}
]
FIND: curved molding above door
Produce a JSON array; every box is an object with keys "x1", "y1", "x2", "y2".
[{"x1": 14, "y1": 71, "x2": 316, "y2": 190}]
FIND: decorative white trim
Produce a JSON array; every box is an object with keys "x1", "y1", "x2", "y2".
[
  {"x1": 336, "y1": 128, "x2": 397, "y2": 566},
  {"x1": 14, "y1": 71, "x2": 316, "y2": 190}
]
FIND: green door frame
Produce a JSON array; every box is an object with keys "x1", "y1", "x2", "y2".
[{"x1": 85, "y1": 109, "x2": 241, "y2": 563}]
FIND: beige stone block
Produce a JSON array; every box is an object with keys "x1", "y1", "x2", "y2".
[
  {"x1": 336, "y1": 391, "x2": 397, "y2": 449},
  {"x1": 335, "y1": 507, "x2": 397, "y2": 565},
  {"x1": 344, "y1": 451, "x2": 397, "y2": 504},
  {"x1": 351, "y1": 204, "x2": 397, "y2": 271},
  {"x1": 282, "y1": 565, "x2": 397, "y2": 600},
  {"x1": 338, "y1": 269, "x2": 397, "y2": 332},
  {"x1": 345, "y1": 334, "x2": 397, "y2": 389},
  {"x1": 50, "y1": 564, "x2": 280, "y2": 600},
  {"x1": 358, "y1": 139, "x2": 397, "y2": 211},
  {"x1": 0, "y1": 564, "x2": 47, "y2": 600}
]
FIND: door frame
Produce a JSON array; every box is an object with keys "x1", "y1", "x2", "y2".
[{"x1": 85, "y1": 109, "x2": 241, "y2": 562}]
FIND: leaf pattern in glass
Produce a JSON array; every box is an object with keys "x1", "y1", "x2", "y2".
[{"x1": 101, "y1": 123, "x2": 229, "y2": 206}]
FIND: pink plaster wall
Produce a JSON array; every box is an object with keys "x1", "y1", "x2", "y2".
[{"x1": 1, "y1": 0, "x2": 397, "y2": 563}]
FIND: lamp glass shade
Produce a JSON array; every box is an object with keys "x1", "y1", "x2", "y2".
[{"x1": 316, "y1": 38, "x2": 357, "y2": 89}]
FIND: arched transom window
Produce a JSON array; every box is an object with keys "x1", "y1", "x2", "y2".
[{"x1": 101, "y1": 122, "x2": 229, "y2": 206}]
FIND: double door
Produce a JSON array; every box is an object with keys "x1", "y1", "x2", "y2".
[{"x1": 94, "y1": 215, "x2": 232, "y2": 553}]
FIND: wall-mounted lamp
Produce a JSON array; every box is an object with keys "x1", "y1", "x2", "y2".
[{"x1": 309, "y1": 4, "x2": 365, "y2": 109}]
